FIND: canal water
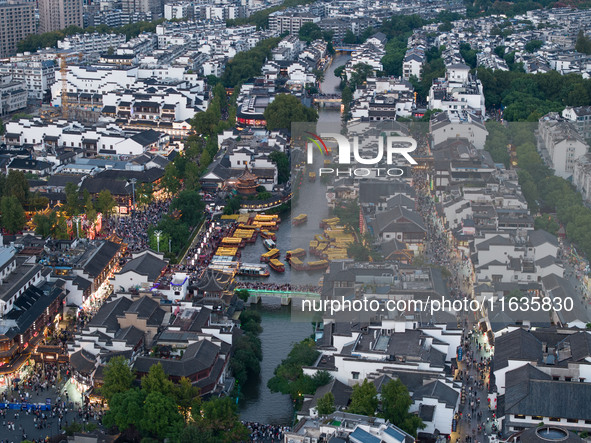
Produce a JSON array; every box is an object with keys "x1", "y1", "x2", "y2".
[{"x1": 239, "y1": 53, "x2": 350, "y2": 425}]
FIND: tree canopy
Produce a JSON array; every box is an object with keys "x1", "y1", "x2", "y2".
[
  {"x1": 381, "y1": 379, "x2": 424, "y2": 436},
  {"x1": 298, "y1": 22, "x2": 323, "y2": 42},
  {"x1": 348, "y1": 379, "x2": 378, "y2": 416},
  {"x1": 264, "y1": 94, "x2": 318, "y2": 131},
  {"x1": 477, "y1": 68, "x2": 591, "y2": 120}
]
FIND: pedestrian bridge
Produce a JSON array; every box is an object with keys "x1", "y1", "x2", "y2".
[
  {"x1": 246, "y1": 289, "x2": 321, "y2": 305},
  {"x1": 313, "y1": 95, "x2": 342, "y2": 108},
  {"x1": 334, "y1": 45, "x2": 358, "y2": 52}
]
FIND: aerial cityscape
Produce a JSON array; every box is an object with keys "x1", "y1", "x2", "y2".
[{"x1": 0, "y1": 0, "x2": 591, "y2": 442}]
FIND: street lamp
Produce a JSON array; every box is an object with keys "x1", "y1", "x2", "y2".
[
  {"x1": 129, "y1": 178, "x2": 137, "y2": 210},
  {"x1": 73, "y1": 216, "x2": 81, "y2": 238},
  {"x1": 155, "y1": 230, "x2": 162, "y2": 253}
]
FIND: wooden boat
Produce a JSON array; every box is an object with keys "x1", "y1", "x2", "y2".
[
  {"x1": 320, "y1": 217, "x2": 340, "y2": 228},
  {"x1": 292, "y1": 214, "x2": 308, "y2": 226},
  {"x1": 221, "y1": 237, "x2": 245, "y2": 248},
  {"x1": 260, "y1": 248, "x2": 280, "y2": 262},
  {"x1": 263, "y1": 238, "x2": 276, "y2": 250},
  {"x1": 308, "y1": 172, "x2": 316, "y2": 182},
  {"x1": 254, "y1": 214, "x2": 281, "y2": 223},
  {"x1": 269, "y1": 259, "x2": 285, "y2": 272},
  {"x1": 238, "y1": 263, "x2": 270, "y2": 278},
  {"x1": 261, "y1": 230, "x2": 276, "y2": 240},
  {"x1": 307, "y1": 260, "x2": 329, "y2": 271},
  {"x1": 286, "y1": 248, "x2": 306, "y2": 260},
  {"x1": 288, "y1": 256, "x2": 306, "y2": 271}
]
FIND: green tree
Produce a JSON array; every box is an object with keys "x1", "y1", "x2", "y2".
[
  {"x1": 173, "y1": 377, "x2": 201, "y2": 423},
  {"x1": 343, "y1": 30, "x2": 357, "y2": 44},
  {"x1": 524, "y1": 39, "x2": 543, "y2": 53},
  {"x1": 96, "y1": 189, "x2": 116, "y2": 216},
  {"x1": 140, "y1": 391, "x2": 184, "y2": 440},
  {"x1": 223, "y1": 195, "x2": 242, "y2": 215},
  {"x1": 298, "y1": 22, "x2": 322, "y2": 42},
  {"x1": 240, "y1": 309, "x2": 263, "y2": 334},
  {"x1": 200, "y1": 397, "x2": 249, "y2": 442},
  {"x1": 103, "y1": 388, "x2": 145, "y2": 431},
  {"x1": 576, "y1": 30, "x2": 591, "y2": 55},
  {"x1": 347, "y1": 242, "x2": 370, "y2": 261},
  {"x1": 349, "y1": 63, "x2": 373, "y2": 88},
  {"x1": 5, "y1": 170, "x2": 29, "y2": 205},
  {"x1": 170, "y1": 190, "x2": 204, "y2": 227},
  {"x1": 230, "y1": 334, "x2": 262, "y2": 385},
  {"x1": 381, "y1": 379, "x2": 424, "y2": 436},
  {"x1": 141, "y1": 363, "x2": 174, "y2": 396},
  {"x1": 162, "y1": 163, "x2": 181, "y2": 195},
  {"x1": 85, "y1": 192, "x2": 97, "y2": 223},
  {"x1": 0, "y1": 196, "x2": 25, "y2": 234},
  {"x1": 136, "y1": 182, "x2": 154, "y2": 207},
  {"x1": 263, "y1": 94, "x2": 318, "y2": 131},
  {"x1": 65, "y1": 182, "x2": 80, "y2": 215},
  {"x1": 438, "y1": 21, "x2": 453, "y2": 32},
  {"x1": 178, "y1": 426, "x2": 215, "y2": 443},
  {"x1": 101, "y1": 356, "x2": 135, "y2": 403},
  {"x1": 317, "y1": 392, "x2": 335, "y2": 415},
  {"x1": 268, "y1": 338, "x2": 323, "y2": 399},
  {"x1": 222, "y1": 37, "x2": 281, "y2": 88},
  {"x1": 348, "y1": 379, "x2": 378, "y2": 416},
  {"x1": 33, "y1": 212, "x2": 53, "y2": 237},
  {"x1": 269, "y1": 151, "x2": 290, "y2": 184},
  {"x1": 184, "y1": 162, "x2": 202, "y2": 191}
]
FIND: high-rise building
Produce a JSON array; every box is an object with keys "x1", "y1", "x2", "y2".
[
  {"x1": 39, "y1": 0, "x2": 83, "y2": 34},
  {"x1": 0, "y1": 1, "x2": 35, "y2": 58},
  {"x1": 121, "y1": 0, "x2": 162, "y2": 20}
]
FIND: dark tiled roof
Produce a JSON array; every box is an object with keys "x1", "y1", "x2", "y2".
[
  {"x1": 130, "y1": 129, "x2": 162, "y2": 147},
  {"x1": 134, "y1": 339, "x2": 220, "y2": 377},
  {"x1": 494, "y1": 328, "x2": 543, "y2": 371},
  {"x1": 505, "y1": 377, "x2": 591, "y2": 420},
  {"x1": 81, "y1": 241, "x2": 121, "y2": 278},
  {"x1": 119, "y1": 252, "x2": 167, "y2": 282},
  {"x1": 3, "y1": 282, "x2": 65, "y2": 338},
  {"x1": 70, "y1": 349, "x2": 96, "y2": 374},
  {"x1": 8, "y1": 158, "x2": 52, "y2": 171},
  {"x1": 124, "y1": 296, "x2": 165, "y2": 326},
  {"x1": 87, "y1": 297, "x2": 133, "y2": 332},
  {"x1": 412, "y1": 380, "x2": 459, "y2": 408}
]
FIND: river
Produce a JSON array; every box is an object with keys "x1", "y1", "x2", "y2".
[{"x1": 238, "y1": 53, "x2": 350, "y2": 425}]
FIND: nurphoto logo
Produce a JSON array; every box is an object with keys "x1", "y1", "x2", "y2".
[{"x1": 306, "y1": 132, "x2": 418, "y2": 177}]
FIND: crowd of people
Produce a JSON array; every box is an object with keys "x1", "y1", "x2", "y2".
[
  {"x1": 0, "y1": 362, "x2": 102, "y2": 443},
  {"x1": 107, "y1": 199, "x2": 172, "y2": 252},
  {"x1": 413, "y1": 165, "x2": 473, "y2": 304},
  {"x1": 182, "y1": 219, "x2": 233, "y2": 275},
  {"x1": 236, "y1": 282, "x2": 321, "y2": 293},
  {"x1": 454, "y1": 328, "x2": 497, "y2": 443},
  {"x1": 243, "y1": 421, "x2": 290, "y2": 442}
]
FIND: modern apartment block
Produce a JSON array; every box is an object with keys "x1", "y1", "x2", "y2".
[
  {"x1": 268, "y1": 11, "x2": 319, "y2": 34},
  {"x1": 39, "y1": 0, "x2": 83, "y2": 33},
  {"x1": 121, "y1": 0, "x2": 162, "y2": 20},
  {"x1": 0, "y1": 1, "x2": 35, "y2": 58}
]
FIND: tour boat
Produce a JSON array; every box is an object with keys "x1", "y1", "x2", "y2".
[
  {"x1": 306, "y1": 260, "x2": 330, "y2": 271},
  {"x1": 269, "y1": 259, "x2": 285, "y2": 273},
  {"x1": 261, "y1": 230, "x2": 277, "y2": 240},
  {"x1": 292, "y1": 214, "x2": 308, "y2": 226},
  {"x1": 308, "y1": 172, "x2": 316, "y2": 182},
  {"x1": 288, "y1": 256, "x2": 306, "y2": 271},
  {"x1": 238, "y1": 263, "x2": 270, "y2": 278},
  {"x1": 260, "y1": 248, "x2": 280, "y2": 262},
  {"x1": 286, "y1": 248, "x2": 306, "y2": 260},
  {"x1": 263, "y1": 238, "x2": 276, "y2": 250}
]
